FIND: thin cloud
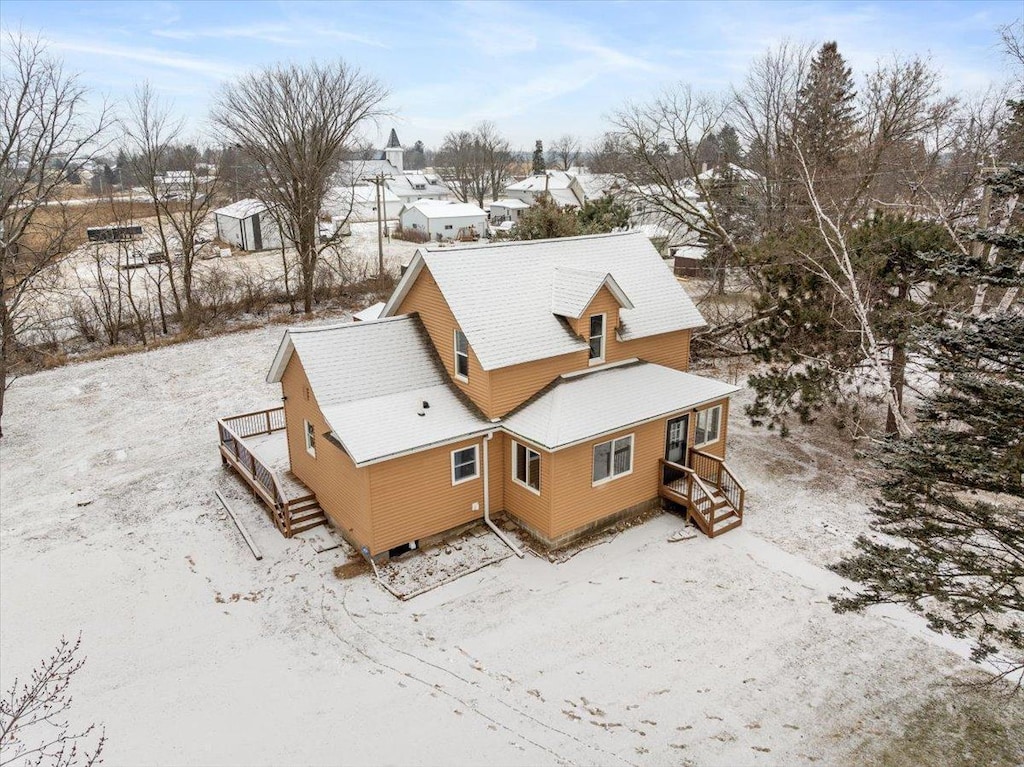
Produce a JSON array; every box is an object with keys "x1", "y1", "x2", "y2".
[
  {"x1": 153, "y1": 22, "x2": 388, "y2": 48},
  {"x1": 50, "y1": 39, "x2": 239, "y2": 79}
]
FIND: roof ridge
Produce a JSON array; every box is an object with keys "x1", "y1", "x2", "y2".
[
  {"x1": 286, "y1": 313, "x2": 413, "y2": 335},
  {"x1": 420, "y1": 230, "x2": 637, "y2": 256}
]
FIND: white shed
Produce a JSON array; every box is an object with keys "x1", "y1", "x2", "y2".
[
  {"x1": 212, "y1": 199, "x2": 283, "y2": 251},
  {"x1": 325, "y1": 185, "x2": 403, "y2": 223},
  {"x1": 399, "y1": 200, "x2": 487, "y2": 241}
]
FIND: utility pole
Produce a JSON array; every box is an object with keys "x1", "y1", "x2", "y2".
[{"x1": 374, "y1": 173, "x2": 384, "y2": 279}]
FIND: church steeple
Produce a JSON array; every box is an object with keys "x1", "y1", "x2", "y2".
[{"x1": 384, "y1": 128, "x2": 403, "y2": 171}]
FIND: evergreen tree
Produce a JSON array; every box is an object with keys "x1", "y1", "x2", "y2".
[
  {"x1": 745, "y1": 214, "x2": 954, "y2": 435},
  {"x1": 512, "y1": 193, "x2": 579, "y2": 240},
  {"x1": 578, "y1": 194, "x2": 630, "y2": 234},
  {"x1": 406, "y1": 139, "x2": 427, "y2": 171},
  {"x1": 832, "y1": 167, "x2": 1024, "y2": 681},
  {"x1": 717, "y1": 124, "x2": 743, "y2": 168},
  {"x1": 532, "y1": 140, "x2": 546, "y2": 174},
  {"x1": 793, "y1": 41, "x2": 858, "y2": 170},
  {"x1": 998, "y1": 99, "x2": 1024, "y2": 164}
]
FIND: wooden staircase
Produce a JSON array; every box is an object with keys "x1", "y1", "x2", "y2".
[
  {"x1": 286, "y1": 495, "x2": 328, "y2": 535},
  {"x1": 217, "y1": 408, "x2": 328, "y2": 538},
  {"x1": 658, "y1": 450, "x2": 746, "y2": 538}
]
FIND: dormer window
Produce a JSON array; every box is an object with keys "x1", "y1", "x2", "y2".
[
  {"x1": 588, "y1": 314, "x2": 606, "y2": 364},
  {"x1": 454, "y1": 329, "x2": 470, "y2": 381}
]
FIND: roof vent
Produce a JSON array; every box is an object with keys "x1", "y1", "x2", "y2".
[{"x1": 422, "y1": 401, "x2": 430, "y2": 409}]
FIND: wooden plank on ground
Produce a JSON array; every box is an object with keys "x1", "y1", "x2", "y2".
[{"x1": 215, "y1": 491, "x2": 263, "y2": 561}]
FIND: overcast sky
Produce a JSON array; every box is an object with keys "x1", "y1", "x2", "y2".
[{"x1": 3, "y1": 0, "x2": 1020, "y2": 152}]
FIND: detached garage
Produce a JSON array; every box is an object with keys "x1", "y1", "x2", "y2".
[
  {"x1": 213, "y1": 199, "x2": 283, "y2": 251},
  {"x1": 399, "y1": 200, "x2": 487, "y2": 242}
]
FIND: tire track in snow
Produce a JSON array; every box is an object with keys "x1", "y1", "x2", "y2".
[{"x1": 316, "y1": 585, "x2": 638, "y2": 767}]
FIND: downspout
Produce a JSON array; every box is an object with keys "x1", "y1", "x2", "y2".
[{"x1": 483, "y1": 431, "x2": 524, "y2": 558}]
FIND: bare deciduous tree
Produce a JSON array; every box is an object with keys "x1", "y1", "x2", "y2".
[
  {"x1": 0, "y1": 32, "x2": 111, "y2": 437},
  {"x1": 0, "y1": 635, "x2": 105, "y2": 767},
  {"x1": 211, "y1": 60, "x2": 388, "y2": 313},
  {"x1": 548, "y1": 133, "x2": 582, "y2": 171},
  {"x1": 609, "y1": 85, "x2": 738, "y2": 256},
  {"x1": 124, "y1": 84, "x2": 220, "y2": 324}
]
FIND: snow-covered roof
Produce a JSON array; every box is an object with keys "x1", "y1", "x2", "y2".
[
  {"x1": 505, "y1": 170, "x2": 576, "y2": 192},
  {"x1": 353, "y1": 301, "x2": 385, "y2": 322},
  {"x1": 548, "y1": 188, "x2": 583, "y2": 208},
  {"x1": 213, "y1": 198, "x2": 266, "y2": 219},
  {"x1": 382, "y1": 231, "x2": 706, "y2": 371},
  {"x1": 503, "y1": 361, "x2": 740, "y2": 449},
  {"x1": 551, "y1": 266, "x2": 633, "y2": 319},
  {"x1": 266, "y1": 316, "x2": 491, "y2": 465},
  {"x1": 695, "y1": 163, "x2": 762, "y2": 183},
  {"x1": 337, "y1": 158, "x2": 403, "y2": 184},
  {"x1": 324, "y1": 184, "x2": 401, "y2": 212},
  {"x1": 400, "y1": 200, "x2": 487, "y2": 219},
  {"x1": 388, "y1": 174, "x2": 449, "y2": 197},
  {"x1": 490, "y1": 198, "x2": 531, "y2": 210}
]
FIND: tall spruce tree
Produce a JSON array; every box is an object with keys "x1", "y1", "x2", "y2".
[
  {"x1": 532, "y1": 140, "x2": 546, "y2": 174},
  {"x1": 832, "y1": 167, "x2": 1024, "y2": 684},
  {"x1": 793, "y1": 41, "x2": 858, "y2": 170}
]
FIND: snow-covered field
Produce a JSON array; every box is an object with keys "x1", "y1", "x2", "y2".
[{"x1": 1, "y1": 322, "x2": 1022, "y2": 766}]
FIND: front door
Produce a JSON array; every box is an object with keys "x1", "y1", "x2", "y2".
[{"x1": 665, "y1": 414, "x2": 689, "y2": 465}]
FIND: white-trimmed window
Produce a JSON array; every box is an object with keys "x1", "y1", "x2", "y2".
[
  {"x1": 451, "y1": 445, "x2": 479, "y2": 484},
  {"x1": 454, "y1": 329, "x2": 470, "y2": 381},
  {"x1": 592, "y1": 434, "x2": 633, "y2": 484},
  {"x1": 304, "y1": 419, "x2": 316, "y2": 457},
  {"x1": 694, "y1": 405, "x2": 722, "y2": 447},
  {"x1": 513, "y1": 441, "x2": 541, "y2": 494},
  {"x1": 588, "y1": 313, "x2": 606, "y2": 363}
]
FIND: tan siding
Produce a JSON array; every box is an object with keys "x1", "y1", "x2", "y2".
[
  {"x1": 549, "y1": 420, "x2": 665, "y2": 539},
  {"x1": 502, "y1": 436, "x2": 552, "y2": 535},
  {"x1": 396, "y1": 267, "x2": 492, "y2": 416},
  {"x1": 281, "y1": 356, "x2": 372, "y2": 547},
  {"x1": 613, "y1": 329, "x2": 691, "y2": 371},
  {"x1": 489, "y1": 351, "x2": 585, "y2": 416},
  {"x1": 570, "y1": 286, "x2": 621, "y2": 344},
  {"x1": 367, "y1": 434, "x2": 502, "y2": 554}
]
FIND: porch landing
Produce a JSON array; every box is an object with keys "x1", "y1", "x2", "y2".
[{"x1": 217, "y1": 407, "x2": 327, "y2": 537}]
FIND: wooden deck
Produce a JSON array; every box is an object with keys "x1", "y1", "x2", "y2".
[
  {"x1": 217, "y1": 407, "x2": 327, "y2": 538},
  {"x1": 659, "y1": 450, "x2": 745, "y2": 538}
]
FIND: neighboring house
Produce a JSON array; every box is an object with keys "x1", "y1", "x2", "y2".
[
  {"x1": 399, "y1": 200, "x2": 487, "y2": 241},
  {"x1": 219, "y1": 231, "x2": 747, "y2": 561},
  {"x1": 671, "y1": 243, "x2": 709, "y2": 277},
  {"x1": 212, "y1": 198, "x2": 283, "y2": 251},
  {"x1": 504, "y1": 170, "x2": 586, "y2": 209},
  {"x1": 387, "y1": 172, "x2": 450, "y2": 203},
  {"x1": 337, "y1": 129, "x2": 450, "y2": 203},
  {"x1": 325, "y1": 184, "x2": 403, "y2": 223},
  {"x1": 489, "y1": 198, "x2": 531, "y2": 224}
]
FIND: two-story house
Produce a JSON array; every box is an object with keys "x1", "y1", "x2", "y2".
[{"x1": 218, "y1": 231, "x2": 746, "y2": 561}]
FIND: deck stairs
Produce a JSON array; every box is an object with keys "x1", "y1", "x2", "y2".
[{"x1": 658, "y1": 449, "x2": 746, "y2": 538}]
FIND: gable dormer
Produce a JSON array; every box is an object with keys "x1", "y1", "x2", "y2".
[{"x1": 551, "y1": 266, "x2": 634, "y2": 365}]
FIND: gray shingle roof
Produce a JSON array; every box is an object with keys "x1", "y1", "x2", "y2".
[
  {"x1": 266, "y1": 316, "x2": 492, "y2": 464},
  {"x1": 502, "y1": 361, "x2": 740, "y2": 449},
  {"x1": 551, "y1": 266, "x2": 632, "y2": 319},
  {"x1": 385, "y1": 231, "x2": 706, "y2": 371}
]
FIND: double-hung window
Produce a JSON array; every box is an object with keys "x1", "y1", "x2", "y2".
[
  {"x1": 513, "y1": 441, "x2": 541, "y2": 493},
  {"x1": 304, "y1": 419, "x2": 316, "y2": 457},
  {"x1": 454, "y1": 329, "x2": 469, "y2": 381},
  {"x1": 694, "y1": 405, "x2": 722, "y2": 447},
  {"x1": 588, "y1": 314, "x2": 605, "y2": 363},
  {"x1": 451, "y1": 445, "x2": 479, "y2": 484},
  {"x1": 592, "y1": 434, "x2": 633, "y2": 484}
]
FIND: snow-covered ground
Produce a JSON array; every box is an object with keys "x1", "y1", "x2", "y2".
[{"x1": 1, "y1": 322, "x2": 1021, "y2": 766}]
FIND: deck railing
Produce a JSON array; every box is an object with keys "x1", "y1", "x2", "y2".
[
  {"x1": 690, "y1": 449, "x2": 746, "y2": 517},
  {"x1": 217, "y1": 407, "x2": 291, "y2": 535}
]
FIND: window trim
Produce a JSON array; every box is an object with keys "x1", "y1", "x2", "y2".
[
  {"x1": 454, "y1": 329, "x2": 469, "y2": 382},
  {"x1": 451, "y1": 445, "x2": 480, "y2": 485},
  {"x1": 512, "y1": 440, "x2": 542, "y2": 495},
  {"x1": 591, "y1": 433, "x2": 634, "y2": 486},
  {"x1": 588, "y1": 312, "x2": 606, "y2": 366},
  {"x1": 304, "y1": 419, "x2": 316, "y2": 457},
  {"x1": 693, "y1": 404, "x2": 723, "y2": 448}
]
